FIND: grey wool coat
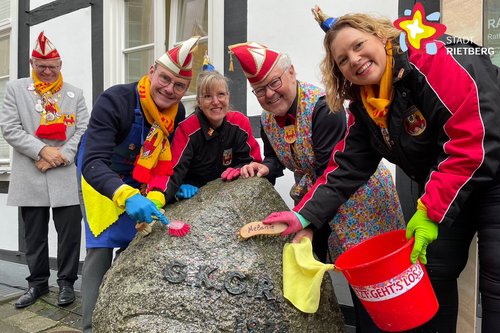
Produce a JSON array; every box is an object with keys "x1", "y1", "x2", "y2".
[{"x1": 0, "y1": 77, "x2": 89, "y2": 207}]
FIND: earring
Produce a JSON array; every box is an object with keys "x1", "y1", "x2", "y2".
[{"x1": 339, "y1": 78, "x2": 346, "y2": 99}]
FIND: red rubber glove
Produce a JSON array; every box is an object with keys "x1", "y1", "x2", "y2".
[
  {"x1": 262, "y1": 211, "x2": 305, "y2": 237},
  {"x1": 221, "y1": 167, "x2": 241, "y2": 181}
]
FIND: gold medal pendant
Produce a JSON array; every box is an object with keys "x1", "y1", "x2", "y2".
[{"x1": 284, "y1": 124, "x2": 297, "y2": 144}]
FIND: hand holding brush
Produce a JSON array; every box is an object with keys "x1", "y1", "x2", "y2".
[{"x1": 134, "y1": 190, "x2": 190, "y2": 237}]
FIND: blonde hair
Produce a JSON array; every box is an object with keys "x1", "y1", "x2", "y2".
[
  {"x1": 320, "y1": 13, "x2": 401, "y2": 111},
  {"x1": 196, "y1": 70, "x2": 230, "y2": 107}
]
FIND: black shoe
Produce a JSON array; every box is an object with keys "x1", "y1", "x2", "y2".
[
  {"x1": 58, "y1": 285, "x2": 75, "y2": 306},
  {"x1": 15, "y1": 286, "x2": 49, "y2": 308}
]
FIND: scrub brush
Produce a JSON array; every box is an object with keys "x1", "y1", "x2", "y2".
[
  {"x1": 136, "y1": 209, "x2": 191, "y2": 237},
  {"x1": 238, "y1": 220, "x2": 287, "y2": 240}
]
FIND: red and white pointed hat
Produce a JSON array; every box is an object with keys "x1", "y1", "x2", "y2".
[
  {"x1": 228, "y1": 42, "x2": 280, "y2": 84},
  {"x1": 156, "y1": 36, "x2": 200, "y2": 79},
  {"x1": 31, "y1": 31, "x2": 61, "y2": 60}
]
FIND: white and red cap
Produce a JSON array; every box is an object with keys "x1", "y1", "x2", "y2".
[
  {"x1": 31, "y1": 31, "x2": 61, "y2": 60},
  {"x1": 156, "y1": 36, "x2": 200, "y2": 79},
  {"x1": 228, "y1": 42, "x2": 280, "y2": 85}
]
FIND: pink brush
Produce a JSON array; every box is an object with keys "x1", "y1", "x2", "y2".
[
  {"x1": 167, "y1": 220, "x2": 191, "y2": 237},
  {"x1": 136, "y1": 217, "x2": 190, "y2": 237}
]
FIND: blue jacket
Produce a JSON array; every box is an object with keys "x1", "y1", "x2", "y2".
[{"x1": 78, "y1": 82, "x2": 185, "y2": 247}]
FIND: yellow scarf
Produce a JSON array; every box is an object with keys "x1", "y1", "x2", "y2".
[
  {"x1": 132, "y1": 75, "x2": 178, "y2": 184},
  {"x1": 33, "y1": 70, "x2": 67, "y2": 140},
  {"x1": 360, "y1": 42, "x2": 393, "y2": 129}
]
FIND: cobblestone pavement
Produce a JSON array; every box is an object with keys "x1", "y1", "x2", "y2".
[{"x1": 0, "y1": 286, "x2": 82, "y2": 332}]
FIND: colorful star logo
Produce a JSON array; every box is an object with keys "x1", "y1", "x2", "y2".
[{"x1": 393, "y1": 2, "x2": 446, "y2": 55}]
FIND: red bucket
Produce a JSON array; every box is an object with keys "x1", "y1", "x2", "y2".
[{"x1": 335, "y1": 230, "x2": 438, "y2": 332}]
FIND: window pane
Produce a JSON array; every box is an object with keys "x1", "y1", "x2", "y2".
[
  {"x1": 0, "y1": 0, "x2": 9, "y2": 21},
  {"x1": 0, "y1": 77, "x2": 10, "y2": 163},
  {"x1": 125, "y1": 48, "x2": 154, "y2": 83},
  {"x1": 125, "y1": 0, "x2": 153, "y2": 48},
  {"x1": 186, "y1": 39, "x2": 207, "y2": 96},
  {"x1": 0, "y1": 34, "x2": 9, "y2": 76},
  {"x1": 177, "y1": 0, "x2": 208, "y2": 40},
  {"x1": 484, "y1": 0, "x2": 500, "y2": 67}
]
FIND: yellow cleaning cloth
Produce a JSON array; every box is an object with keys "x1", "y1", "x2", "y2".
[
  {"x1": 81, "y1": 176, "x2": 127, "y2": 237},
  {"x1": 283, "y1": 237, "x2": 335, "y2": 313}
]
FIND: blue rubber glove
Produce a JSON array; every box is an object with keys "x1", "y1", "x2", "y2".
[
  {"x1": 176, "y1": 184, "x2": 199, "y2": 199},
  {"x1": 262, "y1": 211, "x2": 310, "y2": 237},
  {"x1": 125, "y1": 193, "x2": 168, "y2": 225},
  {"x1": 406, "y1": 201, "x2": 438, "y2": 264}
]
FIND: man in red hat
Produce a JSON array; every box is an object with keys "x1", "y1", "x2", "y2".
[
  {"x1": 0, "y1": 31, "x2": 89, "y2": 308},
  {"x1": 78, "y1": 36, "x2": 199, "y2": 333}
]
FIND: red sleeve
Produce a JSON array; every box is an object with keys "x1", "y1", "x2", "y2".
[
  {"x1": 148, "y1": 115, "x2": 200, "y2": 202},
  {"x1": 226, "y1": 111, "x2": 262, "y2": 164},
  {"x1": 410, "y1": 42, "x2": 500, "y2": 223}
]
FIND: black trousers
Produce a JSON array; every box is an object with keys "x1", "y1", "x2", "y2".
[
  {"x1": 21, "y1": 205, "x2": 82, "y2": 288},
  {"x1": 81, "y1": 247, "x2": 126, "y2": 333},
  {"x1": 415, "y1": 176, "x2": 500, "y2": 333}
]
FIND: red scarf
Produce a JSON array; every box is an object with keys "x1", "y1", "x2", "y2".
[{"x1": 33, "y1": 70, "x2": 67, "y2": 140}]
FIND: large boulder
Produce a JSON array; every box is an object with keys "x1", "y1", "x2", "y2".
[{"x1": 93, "y1": 177, "x2": 345, "y2": 333}]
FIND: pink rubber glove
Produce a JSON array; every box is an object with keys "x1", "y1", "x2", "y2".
[
  {"x1": 221, "y1": 167, "x2": 241, "y2": 181},
  {"x1": 262, "y1": 211, "x2": 303, "y2": 237}
]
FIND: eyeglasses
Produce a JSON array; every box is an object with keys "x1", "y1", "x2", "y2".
[
  {"x1": 202, "y1": 92, "x2": 228, "y2": 102},
  {"x1": 156, "y1": 72, "x2": 188, "y2": 94},
  {"x1": 252, "y1": 69, "x2": 288, "y2": 97},
  {"x1": 33, "y1": 64, "x2": 60, "y2": 72}
]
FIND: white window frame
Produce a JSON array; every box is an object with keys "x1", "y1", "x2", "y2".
[
  {"x1": 167, "y1": 0, "x2": 224, "y2": 110},
  {"x1": 103, "y1": 0, "x2": 224, "y2": 101}
]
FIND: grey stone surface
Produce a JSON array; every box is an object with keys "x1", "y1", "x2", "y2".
[
  {"x1": 3, "y1": 311, "x2": 58, "y2": 332},
  {"x1": 93, "y1": 177, "x2": 345, "y2": 333}
]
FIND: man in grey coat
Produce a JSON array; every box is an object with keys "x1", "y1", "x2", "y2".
[{"x1": 0, "y1": 31, "x2": 89, "y2": 308}]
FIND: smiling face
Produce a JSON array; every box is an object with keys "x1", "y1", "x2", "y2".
[
  {"x1": 148, "y1": 64, "x2": 190, "y2": 110},
  {"x1": 250, "y1": 63, "x2": 297, "y2": 117},
  {"x1": 330, "y1": 26, "x2": 387, "y2": 86},
  {"x1": 197, "y1": 78, "x2": 229, "y2": 129},
  {"x1": 30, "y1": 58, "x2": 62, "y2": 83}
]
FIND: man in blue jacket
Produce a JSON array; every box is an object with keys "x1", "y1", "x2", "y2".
[{"x1": 78, "y1": 36, "x2": 199, "y2": 333}]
